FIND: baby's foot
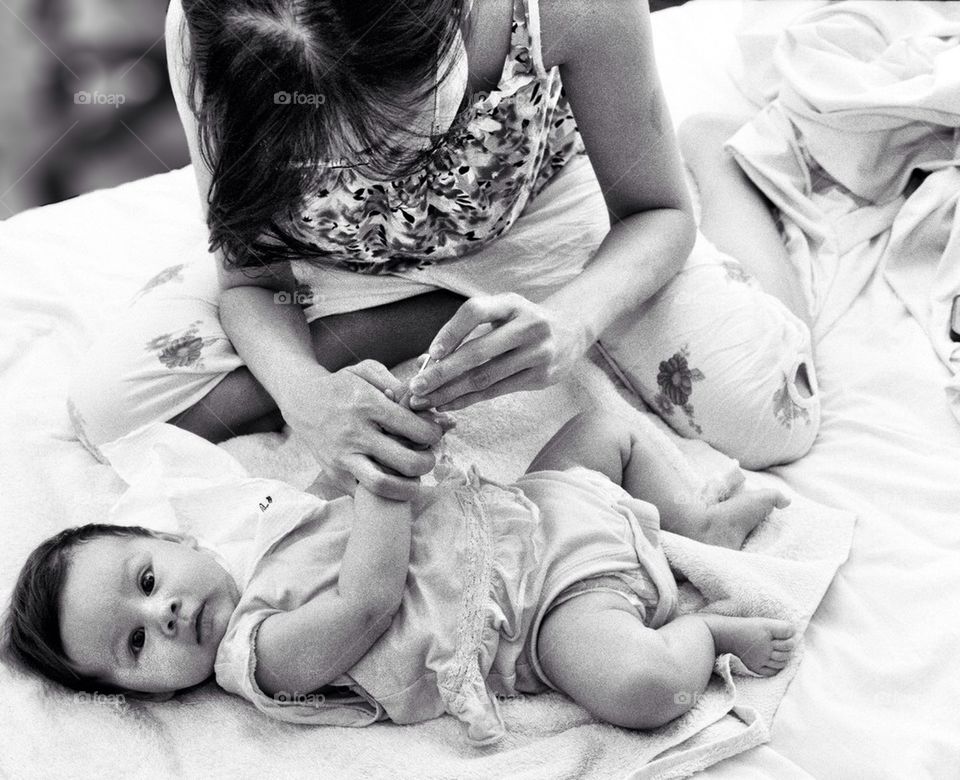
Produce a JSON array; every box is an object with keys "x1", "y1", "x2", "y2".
[
  {"x1": 697, "y1": 488, "x2": 789, "y2": 549},
  {"x1": 700, "y1": 614, "x2": 798, "y2": 677}
]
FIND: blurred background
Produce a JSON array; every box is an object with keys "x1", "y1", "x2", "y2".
[
  {"x1": 0, "y1": 0, "x2": 687, "y2": 220},
  {"x1": 0, "y1": 0, "x2": 189, "y2": 219}
]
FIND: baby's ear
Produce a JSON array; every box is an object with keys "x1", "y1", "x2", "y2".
[{"x1": 177, "y1": 534, "x2": 200, "y2": 550}]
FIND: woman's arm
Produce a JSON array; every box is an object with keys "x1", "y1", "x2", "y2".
[
  {"x1": 408, "y1": 0, "x2": 696, "y2": 411},
  {"x1": 165, "y1": 0, "x2": 443, "y2": 498},
  {"x1": 538, "y1": 0, "x2": 695, "y2": 336},
  {"x1": 253, "y1": 486, "x2": 414, "y2": 697},
  {"x1": 217, "y1": 283, "x2": 445, "y2": 499}
]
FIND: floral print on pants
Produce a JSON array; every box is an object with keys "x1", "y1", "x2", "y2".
[{"x1": 654, "y1": 344, "x2": 705, "y2": 435}]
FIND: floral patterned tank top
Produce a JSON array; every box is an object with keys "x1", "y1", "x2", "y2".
[{"x1": 282, "y1": 0, "x2": 585, "y2": 274}]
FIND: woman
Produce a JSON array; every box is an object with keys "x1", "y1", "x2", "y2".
[{"x1": 67, "y1": 0, "x2": 818, "y2": 498}]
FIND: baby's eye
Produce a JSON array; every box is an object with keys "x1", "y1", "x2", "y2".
[
  {"x1": 130, "y1": 628, "x2": 145, "y2": 655},
  {"x1": 140, "y1": 569, "x2": 155, "y2": 595}
]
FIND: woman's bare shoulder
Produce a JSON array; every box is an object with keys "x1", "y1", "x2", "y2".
[{"x1": 539, "y1": 0, "x2": 650, "y2": 72}]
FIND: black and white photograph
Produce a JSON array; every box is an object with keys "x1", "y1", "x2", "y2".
[{"x1": 1, "y1": 0, "x2": 958, "y2": 777}]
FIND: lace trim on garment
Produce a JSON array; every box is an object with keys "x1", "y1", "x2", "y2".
[{"x1": 434, "y1": 467, "x2": 507, "y2": 744}]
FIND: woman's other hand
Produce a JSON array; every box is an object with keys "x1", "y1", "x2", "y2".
[
  {"x1": 283, "y1": 359, "x2": 445, "y2": 500},
  {"x1": 405, "y1": 293, "x2": 592, "y2": 411}
]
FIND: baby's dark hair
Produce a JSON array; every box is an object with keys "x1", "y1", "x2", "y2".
[
  {"x1": 1, "y1": 524, "x2": 158, "y2": 695},
  {"x1": 178, "y1": 0, "x2": 470, "y2": 272}
]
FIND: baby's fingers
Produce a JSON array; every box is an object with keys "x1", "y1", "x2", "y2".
[{"x1": 426, "y1": 411, "x2": 457, "y2": 431}]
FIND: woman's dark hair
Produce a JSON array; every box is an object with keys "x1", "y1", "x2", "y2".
[
  {"x1": 178, "y1": 0, "x2": 470, "y2": 272},
  {"x1": 1, "y1": 524, "x2": 160, "y2": 695}
]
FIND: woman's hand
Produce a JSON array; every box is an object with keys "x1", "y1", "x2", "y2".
[
  {"x1": 281, "y1": 359, "x2": 445, "y2": 501},
  {"x1": 406, "y1": 293, "x2": 592, "y2": 412}
]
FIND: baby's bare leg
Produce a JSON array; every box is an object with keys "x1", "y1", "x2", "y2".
[
  {"x1": 537, "y1": 592, "x2": 798, "y2": 729},
  {"x1": 537, "y1": 592, "x2": 715, "y2": 729},
  {"x1": 526, "y1": 409, "x2": 631, "y2": 484},
  {"x1": 527, "y1": 410, "x2": 787, "y2": 548},
  {"x1": 528, "y1": 409, "x2": 700, "y2": 528}
]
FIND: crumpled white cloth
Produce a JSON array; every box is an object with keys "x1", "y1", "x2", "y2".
[
  {"x1": 882, "y1": 167, "x2": 960, "y2": 423},
  {"x1": 723, "y1": 0, "x2": 960, "y2": 420}
]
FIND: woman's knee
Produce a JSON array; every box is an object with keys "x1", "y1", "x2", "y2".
[
  {"x1": 638, "y1": 345, "x2": 821, "y2": 469},
  {"x1": 598, "y1": 255, "x2": 823, "y2": 468},
  {"x1": 708, "y1": 378, "x2": 820, "y2": 468},
  {"x1": 66, "y1": 325, "x2": 245, "y2": 457},
  {"x1": 64, "y1": 259, "x2": 252, "y2": 456},
  {"x1": 66, "y1": 354, "x2": 131, "y2": 461}
]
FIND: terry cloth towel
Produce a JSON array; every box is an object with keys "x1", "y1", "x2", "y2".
[
  {"x1": 92, "y1": 351, "x2": 854, "y2": 780},
  {"x1": 722, "y1": 0, "x2": 960, "y2": 421}
]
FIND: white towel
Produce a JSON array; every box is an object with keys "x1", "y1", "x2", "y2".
[{"x1": 17, "y1": 350, "x2": 853, "y2": 780}]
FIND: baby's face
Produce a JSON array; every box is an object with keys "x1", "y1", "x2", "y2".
[{"x1": 58, "y1": 534, "x2": 240, "y2": 694}]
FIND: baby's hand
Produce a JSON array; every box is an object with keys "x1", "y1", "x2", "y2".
[
  {"x1": 387, "y1": 384, "x2": 456, "y2": 433},
  {"x1": 388, "y1": 388, "x2": 456, "y2": 431}
]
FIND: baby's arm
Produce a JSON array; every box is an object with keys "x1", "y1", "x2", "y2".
[{"x1": 254, "y1": 487, "x2": 413, "y2": 697}]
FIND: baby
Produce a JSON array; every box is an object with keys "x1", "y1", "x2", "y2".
[{"x1": 3, "y1": 407, "x2": 796, "y2": 743}]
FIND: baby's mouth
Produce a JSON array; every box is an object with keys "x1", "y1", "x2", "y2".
[{"x1": 195, "y1": 601, "x2": 205, "y2": 644}]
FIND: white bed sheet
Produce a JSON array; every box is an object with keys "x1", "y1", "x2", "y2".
[
  {"x1": 650, "y1": 3, "x2": 960, "y2": 777},
  {"x1": 0, "y1": 1, "x2": 958, "y2": 777}
]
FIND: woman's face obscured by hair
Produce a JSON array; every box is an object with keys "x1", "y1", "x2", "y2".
[
  {"x1": 182, "y1": 0, "x2": 469, "y2": 269},
  {"x1": 57, "y1": 533, "x2": 240, "y2": 694}
]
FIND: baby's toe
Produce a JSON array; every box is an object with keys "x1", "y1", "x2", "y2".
[
  {"x1": 758, "y1": 666, "x2": 781, "y2": 677},
  {"x1": 769, "y1": 649, "x2": 792, "y2": 662},
  {"x1": 773, "y1": 640, "x2": 799, "y2": 658},
  {"x1": 756, "y1": 488, "x2": 789, "y2": 511},
  {"x1": 769, "y1": 621, "x2": 796, "y2": 641}
]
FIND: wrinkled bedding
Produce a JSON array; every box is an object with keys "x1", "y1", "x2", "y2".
[{"x1": 1, "y1": 1, "x2": 958, "y2": 777}]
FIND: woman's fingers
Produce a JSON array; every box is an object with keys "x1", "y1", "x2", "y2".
[
  {"x1": 373, "y1": 394, "x2": 444, "y2": 446},
  {"x1": 426, "y1": 294, "x2": 523, "y2": 363},
  {"x1": 346, "y1": 358, "x2": 406, "y2": 396},
  {"x1": 343, "y1": 454, "x2": 422, "y2": 502},
  {"x1": 343, "y1": 359, "x2": 444, "y2": 446},
  {"x1": 289, "y1": 362, "x2": 447, "y2": 501},
  {"x1": 436, "y1": 368, "x2": 540, "y2": 412},
  {"x1": 411, "y1": 316, "x2": 536, "y2": 401},
  {"x1": 322, "y1": 430, "x2": 435, "y2": 501},
  {"x1": 414, "y1": 346, "x2": 539, "y2": 409},
  {"x1": 411, "y1": 292, "x2": 586, "y2": 411},
  {"x1": 362, "y1": 428, "x2": 437, "y2": 477}
]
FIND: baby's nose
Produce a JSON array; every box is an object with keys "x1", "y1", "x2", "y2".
[{"x1": 157, "y1": 597, "x2": 182, "y2": 637}]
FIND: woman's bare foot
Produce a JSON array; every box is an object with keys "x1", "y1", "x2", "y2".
[
  {"x1": 700, "y1": 614, "x2": 798, "y2": 677},
  {"x1": 691, "y1": 488, "x2": 789, "y2": 549}
]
